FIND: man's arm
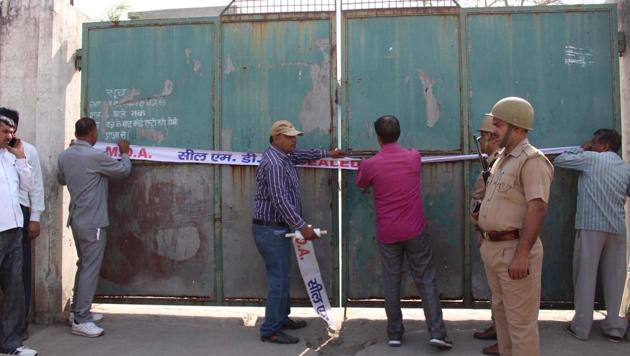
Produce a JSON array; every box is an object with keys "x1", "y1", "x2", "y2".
[
  {"x1": 553, "y1": 147, "x2": 589, "y2": 171},
  {"x1": 8, "y1": 139, "x2": 34, "y2": 192},
  {"x1": 56, "y1": 163, "x2": 66, "y2": 186},
  {"x1": 355, "y1": 160, "x2": 371, "y2": 188},
  {"x1": 509, "y1": 198, "x2": 548, "y2": 279},
  {"x1": 289, "y1": 148, "x2": 327, "y2": 165},
  {"x1": 509, "y1": 156, "x2": 553, "y2": 280},
  {"x1": 94, "y1": 139, "x2": 132, "y2": 179},
  {"x1": 26, "y1": 146, "x2": 45, "y2": 222},
  {"x1": 95, "y1": 153, "x2": 132, "y2": 179},
  {"x1": 26, "y1": 146, "x2": 45, "y2": 240}
]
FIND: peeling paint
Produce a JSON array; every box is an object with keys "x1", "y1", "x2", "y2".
[
  {"x1": 224, "y1": 54, "x2": 236, "y2": 74},
  {"x1": 136, "y1": 128, "x2": 165, "y2": 144},
  {"x1": 298, "y1": 62, "x2": 330, "y2": 134},
  {"x1": 184, "y1": 48, "x2": 192, "y2": 64},
  {"x1": 160, "y1": 80, "x2": 173, "y2": 96},
  {"x1": 564, "y1": 45, "x2": 594, "y2": 68},
  {"x1": 153, "y1": 226, "x2": 200, "y2": 261},
  {"x1": 316, "y1": 38, "x2": 330, "y2": 62},
  {"x1": 193, "y1": 59, "x2": 202, "y2": 74},
  {"x1": 417, "y1": 70, "x2": 440, "y2": 128}
]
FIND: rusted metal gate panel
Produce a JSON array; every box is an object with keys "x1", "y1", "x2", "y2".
[
  {"x1": 342, "y1": 8, "x2": 465, "y2": 301},
  {"x1": 80, "y1": 19, "x2": 219, "y2": 299},
  {"x1": 219, "y1": 15, "x2": 339, "y2": 303},
  {"x1": 103, "y1": 165, "x2": 215, "y2": 297},
  {"x1": 464, "y1": 5, "x2": 620, "y2": 302}
]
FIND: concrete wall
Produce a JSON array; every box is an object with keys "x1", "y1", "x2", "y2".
[
  {"x1": 0, "y1": 0, "x2": 86, "y2": 323},
  {"x1": 618, "y1": 1, "x2": 630, "y2": 263},
  {"x1": 127, "y1": 6, "x2": 226, "y2": 20}
]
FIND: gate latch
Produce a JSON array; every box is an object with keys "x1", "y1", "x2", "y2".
[{"x1": 74, "y1": 48, "x2": 83, "y2": 71}]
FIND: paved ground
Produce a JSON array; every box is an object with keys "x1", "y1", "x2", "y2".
[{"x1": 13, "y1": 305, "x2": 630, "y2": 356}]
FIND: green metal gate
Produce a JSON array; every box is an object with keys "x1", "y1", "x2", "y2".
[
  {"x1": 79, "y1": 3, "x2": 620, "y2": 306},
  {"x1": 341, "y1": 4, "x2": 619, "y2": 306}
]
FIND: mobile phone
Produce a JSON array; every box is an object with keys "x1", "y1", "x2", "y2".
[{"x1": 8, "y1": 138, "x2": 16, "y2": 147}]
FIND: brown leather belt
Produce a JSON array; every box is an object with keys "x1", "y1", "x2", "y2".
[{"x1": 481, "y1": 230, "x2": 519, "y2": 241}]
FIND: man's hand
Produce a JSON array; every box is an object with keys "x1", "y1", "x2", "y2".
[
  {"x1": 581, "y1": 141, "x2": 594, "y2": 151},
  {"x1": 328, "y1": 148, "x2": 347, "y2": 158},
  {"x1": 300, "y1": 224, "x2": 319, "y2": 240},
  {"x1": 6, "y1": 137, "x2": 26, "y2": 159},
  {"x1": 508, "y1": 252, "x2": 529, "y2": 280},
  {"x1": 118, "y1": 139, "x2": 130, "y2": 155},
  {"x1": 27, "y1": 221, "x2": 41, "y2": 240}
]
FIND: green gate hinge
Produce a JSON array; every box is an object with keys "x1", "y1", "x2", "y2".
[
  {"x1": 619, "y1": 32, "x2": 626, "y2": 57},
  {"x1": 74, "y1": 48, "x2": 83, "y2": 71}
]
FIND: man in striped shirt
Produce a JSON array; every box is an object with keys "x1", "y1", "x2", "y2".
[
  {"x1": 253, "y1": 120, "x2": 344, "y2": 344},
  {"x1": 555, "y1": 129, "x2": 630, "y2": 342}
]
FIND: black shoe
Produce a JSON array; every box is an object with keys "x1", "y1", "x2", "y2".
[
  {"x1": 282, "y1": 318, "x2": 307, "y2": 330},
  {"x1": 601, "y1": 332, "x2": 624, "y2": 343},
  {"x1": 260, "y1": 331, "x2": 300, "y2": 344},
  {"x1": 563, "y1": 322, "x2": 587, "y2": 341}
]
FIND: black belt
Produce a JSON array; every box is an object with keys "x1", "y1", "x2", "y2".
[
  {"x1": 252, "y1": 219, "x2": 289, "y2": 228},
  {"x1": 481, "y1": 230, "x2": 520, "y2": 241}
]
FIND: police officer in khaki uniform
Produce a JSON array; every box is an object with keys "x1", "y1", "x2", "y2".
[
  {"x1": 471, "y1": 116, "x2": 501, "y2": 356},
  {"x1": 478, "y1": 97, "x2": 554, "y2": 356},
  {"x1": 471, "y1": 116, "x2": 501, "y2": 224}
]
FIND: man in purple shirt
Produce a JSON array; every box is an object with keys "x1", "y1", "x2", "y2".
[
  {"x1": 253, "y1": 120, "x2": 344, "y2": 344},
  {"x1": 356, "y1": 115, "x2": 452, "y2": 350}
]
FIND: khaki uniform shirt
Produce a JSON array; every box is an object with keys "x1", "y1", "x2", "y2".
[
  {"x1": 472, "y1": 150, "x2": 501, "y2": 203},
  {"x1": 478, "y1": 138, "x2": 554, "y2": 232}
]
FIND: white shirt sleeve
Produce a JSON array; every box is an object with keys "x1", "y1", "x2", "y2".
[{"x1": 15, "y1": 158, "x2": 34, "y2": 193}]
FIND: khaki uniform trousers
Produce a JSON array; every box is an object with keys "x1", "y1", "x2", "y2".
[{"x1": 481, "y1": 238, "x2": 543, "y2": 356}]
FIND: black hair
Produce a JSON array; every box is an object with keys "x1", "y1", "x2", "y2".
[
  {"x1": 593, "y1": 128, "x2": 621, "y2": 152},
  {"x1": 0, "y1": 107, "x2": 19, "y2": 129},
  {"x1": 75, "y1": 117, "x2": 97, "y2": 137},
  {"x1": 374, "y1": 115, "x2": 400, "y2": 144},
  {"x1": 0, "y1": 116, "x2": 15, "y2": 128}
]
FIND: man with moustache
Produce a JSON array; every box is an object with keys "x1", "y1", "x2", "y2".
[
  {"x1": 252, "y1": 120, "x2": 344, "y2": 344},
  {"x1": 471, "y1": 116, "x2": 501, "y2": 355},
  {"x1": 0, "y1": 114, "x2": 37, "y2": 355},
  {"x1": 477, "y1": 97, "x2": 554, "y2": 356}
]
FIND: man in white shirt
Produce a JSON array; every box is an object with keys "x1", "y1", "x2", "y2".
[
  {"x1": 0, "y1": 107, "x2": 45, "y2": 340},
  {"x1": 0, "y1": 115, "x2": 38, "y2": 356}
]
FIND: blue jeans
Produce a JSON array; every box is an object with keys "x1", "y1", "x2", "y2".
[{"x1": 252, "y1": 224, "x2": 291, "y2": 337}]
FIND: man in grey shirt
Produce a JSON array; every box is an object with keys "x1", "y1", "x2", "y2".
[{"x1": 57, "y1": 117, "x2": 132, "y2": 338}]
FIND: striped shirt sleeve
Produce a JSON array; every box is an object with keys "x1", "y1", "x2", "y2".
[
  {"x1": 553, "y1": 148, "x2": 590, "y2": 171},
  {"x1": 289, "y1": 149, "x2": 327, "y2": 165}
]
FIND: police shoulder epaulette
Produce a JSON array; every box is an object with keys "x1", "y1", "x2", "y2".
[{"x1": 523, "y1": 144, "x2": 543, "y2": 159}]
